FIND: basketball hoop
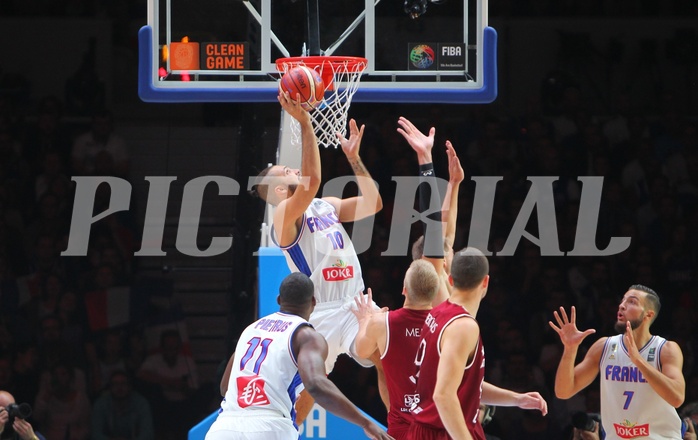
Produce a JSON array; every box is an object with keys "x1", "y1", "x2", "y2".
[{"x1": 276, "y1": 56, "x2": 367, "y2": 149}]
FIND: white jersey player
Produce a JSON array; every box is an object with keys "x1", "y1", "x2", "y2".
[
  {"x1": 599, "y1": 334, "x2": 683, "y2": 439},
  {"x1": 550, "y1": 284, "x2": 685, "y2": 440},
  {"x1": 271, "y1": 197, "x2": 365, "y2": 305},
  {"x1": 206, "y1": 272, "x2": 393, "y2": 440},
  {"x1": 211, "y1": 311, "x2": 308, "y2": 438},
  {"x1": 251, "y1": 92, "x2": 386, "y2": 420},
  {"x1": 271, "y1": 197, "x2": 368, "y2": 373}
]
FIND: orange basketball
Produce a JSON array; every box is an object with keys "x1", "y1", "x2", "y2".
[{"x1": 279, "y1": 66, "x2": 325, "y2": 111}]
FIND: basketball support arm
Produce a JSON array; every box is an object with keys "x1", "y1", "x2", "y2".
[{"x1": 241, "y1": 0, "x2": 290, "y2": 58}]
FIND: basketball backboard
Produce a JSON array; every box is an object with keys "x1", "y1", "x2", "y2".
[{"x1": 139, "y1": 0, "x2": 497, "y2": 103}]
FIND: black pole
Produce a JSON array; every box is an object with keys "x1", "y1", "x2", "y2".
[{"x1": 307, "y1": 0, "x2": 321, "y2": 55}]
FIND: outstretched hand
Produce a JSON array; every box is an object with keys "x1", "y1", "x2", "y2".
[
  {"x1": 445, "y1": 140, "x2": 464, "y2": 184},
  {"x1": 337, "y1": 118, "x2": 365, "y2": 160},
  {"x1": 516, "y1": 391, "x2": 548, "y2": 416},
  {"x1": 549, "y1": 306, "x2": 596, "y2": 348},
  {"x1": 396, "y1": 116, "x2": 434, "y2": 164},
  {"x1": 352, "y1": 288, "x2": 377, "y2": 323}
]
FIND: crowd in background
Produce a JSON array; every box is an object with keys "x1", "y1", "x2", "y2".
[
  {"x1": 0, "y1": 95, "x2": 223, "y2": 439},
  {"x1": 0, "y1": 1, "x2": 698, "y2": 439},
  {"x1": 1, "y1": 73, "x2": 698, "y2": 440}
]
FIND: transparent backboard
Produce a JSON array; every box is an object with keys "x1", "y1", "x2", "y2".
[{"x1": 139, "y1": 0, "x2": 497, "y2": 103}]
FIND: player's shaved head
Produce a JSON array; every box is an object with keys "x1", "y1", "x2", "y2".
[
  {"x1": 279, "y1": 272, "x2": 315, "y2": 306},
  {"x1": 451, "y1": 247, "x2": 489, "y2": 290}
]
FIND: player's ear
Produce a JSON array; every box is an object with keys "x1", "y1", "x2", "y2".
[
  {"x1": 277, "y1": 295, "x2": 281, "y2": 305},
  {"x1": 645, "y1": 308, "x2": 655, "y2": 322},
  {"x1": 448, "y1": 274, "x2": 454, "y2": 287},
  {"x1": 481, "y1": 275, "x2": 490, "y2": 289}
]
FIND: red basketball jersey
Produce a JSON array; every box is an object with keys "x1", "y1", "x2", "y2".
[
  {"x1": 410, "y1": 300, "x2": 486, "y2": 439},
  {"x1": 382, "y1": 308, "x2": 430, "y2": 438}
]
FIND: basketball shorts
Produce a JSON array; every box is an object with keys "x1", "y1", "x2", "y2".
[
  {"x1": 309, "y1": 295, "x2": 379, "y2": 373},
  {"x1": 388, "y1": 423, "x2": 410, "y2": 440},
  {"x1": 406, "y1": 422, "x2": 450, "y2": 440},
  {"x1": 205, "y1": 416, "x2": 297, "y2": 440}
]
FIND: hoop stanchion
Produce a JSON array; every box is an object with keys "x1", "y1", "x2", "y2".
[{"x1": 276, "y1": 56, "x2": 368, "y2": 149}]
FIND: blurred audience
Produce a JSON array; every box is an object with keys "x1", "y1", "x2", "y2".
[
  {"x1": 0, "y1": 28, "x2": 696, "y2": 438},
  {"x1": 90, "y1": 370, "x2": 154, "y2": 440}
]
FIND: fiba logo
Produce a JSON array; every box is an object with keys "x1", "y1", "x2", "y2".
[{"x1": 409, "y1": 44, "x2": 435, "y2": 69}]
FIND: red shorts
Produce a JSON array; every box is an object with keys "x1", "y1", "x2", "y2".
[
  {"x1": 406, "y1": 422, "x2": 450, "y2": 440},
  {"x1": 388, "y1": 424, "x2": 410, "y2": 440}
]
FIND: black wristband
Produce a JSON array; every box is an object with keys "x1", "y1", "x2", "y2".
[
  {"x1": 419, "y1": 163, "x2": 435, "y2": 177},
  {"x1": 417, "y1": 162, "x2": 444, "y2": 259}
]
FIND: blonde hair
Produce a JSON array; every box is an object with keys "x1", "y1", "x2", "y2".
[{"x1": 405, "y1": 259, "x2": 439, "y2": 304}]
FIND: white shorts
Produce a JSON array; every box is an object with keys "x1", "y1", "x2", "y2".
[
  {"x1": 205, "y1": 416, "x2": 297, "y2": 440},
  {"x1": 309, "y1": 296, "x2": 379, "y2": 373}
]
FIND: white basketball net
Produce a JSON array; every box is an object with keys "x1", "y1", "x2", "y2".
[{"x1": 277, "y1": 57, "x2": 367, "y2": 149}]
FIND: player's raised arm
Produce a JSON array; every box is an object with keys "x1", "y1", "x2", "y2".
[
  {"x1": 398, "y1": 117, "x2": 445, "y2": 287},
  {"x1": 442, "y1": 140, "x2": 464, "y2": 250},
  {"x1": 329, "y1": 118, "x2": 383, "y2": 222},
  {"x1": 549, "y1": 306, "x2": 602, "y2": 399},
  {"x1": 293, "y1": 325, "x2": 394, "y2": 440},
  {"x1": 274, "y1": 92, "x2": 322, "y2": 245}
]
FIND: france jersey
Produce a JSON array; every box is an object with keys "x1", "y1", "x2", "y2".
[
  {"x1": 599, "y1": 334, "x2": 682, "y2": 439},
  {"x1": 272, "y1": 198, "x2": 364, "y2": 303},
  {"x1": 217, "y1": 312, "x2": 310, "y2": 424}
]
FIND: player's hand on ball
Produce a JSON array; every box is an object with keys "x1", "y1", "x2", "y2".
[{"x1": 278, "y1": 91, "x2": 311, "y2": 125}]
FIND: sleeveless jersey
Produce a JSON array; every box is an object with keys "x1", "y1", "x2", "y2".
[
  {"x1": 272, "y1": 198, "x2": 364, "y2": 303},
  {"x1": 217, "y1": 312, "x2": 309, "y2": 425},
  {"x1": 410, "y1": 301, "x2": 485, "y2": 439},
  {"x1": 382, "y1": 308, "x2": 430, "y2": 437},
  {"x1": 599, "y1": 334, "x2": 682, "y2": 440}
]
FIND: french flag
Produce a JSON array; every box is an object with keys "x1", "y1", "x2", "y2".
[{"x1": 84, "y1": 287, "x2": 131, "y2": 330}]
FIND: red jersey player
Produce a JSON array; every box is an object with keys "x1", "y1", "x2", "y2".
[
  {"x1": 407, "y1": 248, "x2": 549, "y2": 440},
  {"x1": 353, "y1": 260, "x2": 440, "y2": 439}
]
